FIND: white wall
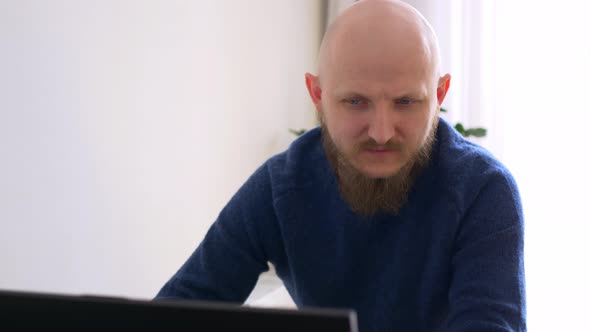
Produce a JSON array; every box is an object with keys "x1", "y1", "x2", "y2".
[{"x1": 0, "y1": 0, "x2": 321, "y2": 299}]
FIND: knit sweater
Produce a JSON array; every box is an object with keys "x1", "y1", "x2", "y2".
[{"x1": 156, "y1": 118, "x2": 526, "y2": 332}]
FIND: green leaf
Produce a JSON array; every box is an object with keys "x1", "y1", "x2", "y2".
[
  {"x1": 464, "y1": 128, "x2": 487, "y2": 137},
  {"x1": 454, "y1": 123, "x2": 465, "y2": 134},
  {"x1": 289, "y1": 128, "x2": 307, "y2": 136},
  {"x1": 440, "y1": 107, "x2": 447, "y2": 113}
]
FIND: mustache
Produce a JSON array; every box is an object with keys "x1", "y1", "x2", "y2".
[{"x1": 358, "y1": 139, "x2": 404, "y2": 151}]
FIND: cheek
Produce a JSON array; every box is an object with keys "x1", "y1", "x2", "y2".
[
  {"x1": 410, "y1": 112, "x2": 435, "y2": 146},
  {"x1": 326, "y1": 114, "x2": 366, "y2": 151},
  {"x1": 384, "y1": 113, "x2": 429, "y2": 154}
]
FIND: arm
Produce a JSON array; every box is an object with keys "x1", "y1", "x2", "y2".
[
  {"x1": 446, "y1": 171, "x2": 527, "y2": 332},
  {"x1": 155, "y1": 164, "x2": 277, "y2": 303}
]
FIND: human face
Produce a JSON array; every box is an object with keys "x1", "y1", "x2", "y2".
[
  {"x1": 305, "y1": 0, "x2": 450, "y2": 179},
  {"x1": 317, "y1": 70, "x2": 439, "y2": 179}
]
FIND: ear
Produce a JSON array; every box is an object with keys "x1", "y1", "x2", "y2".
[
  {"x1": 436, "y1": 73, "x2": 451, "y2": 105},
  {"x1": 305, "y1": 73, "x2": 322, "y2": 107}
]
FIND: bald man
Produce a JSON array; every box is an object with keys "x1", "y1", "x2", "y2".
[{"x1": 156, "y1": 1, "x2": 526, "y2": 331}]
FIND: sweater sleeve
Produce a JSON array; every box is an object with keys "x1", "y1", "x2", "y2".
[
  {"x1": 154, "y1": 163, "x2": 276, "y2": 303},
  {"x1": 446, "y1": 170, "x2": 527, "y2": 332}
]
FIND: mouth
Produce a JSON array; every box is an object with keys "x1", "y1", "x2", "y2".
[
  {"x1": 363, "y1": 148, "x2": 396, "y2": 156},
  {"x1": 367, "y1": 148, "x2": 390, "y2": 152}
]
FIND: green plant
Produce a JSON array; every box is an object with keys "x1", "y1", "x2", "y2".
[
  {"x1": 440, "y1": 107, "x2": 487, "y2": 138},
  {"x1": 288, "y1": 128, "x2": 308, "y2": 136},
  {"x1": 289, "y1": 107, "x2": 487, "y2": 139}
]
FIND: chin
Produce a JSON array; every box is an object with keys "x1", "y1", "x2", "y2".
[{"x1": 359, "y1": 164, "x2": 403, "y2": 179}]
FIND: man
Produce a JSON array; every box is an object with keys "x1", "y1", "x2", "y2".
[{"x1": 156, "y1": 1, "x2": 526, "y2": 331}]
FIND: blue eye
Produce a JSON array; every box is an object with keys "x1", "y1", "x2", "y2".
[
  {"x1": 396, "y1": 97, "x2": 413, "y2": 105},
  {"x1": 346, "y1": 98, "x2": 364, "y2": 105}
]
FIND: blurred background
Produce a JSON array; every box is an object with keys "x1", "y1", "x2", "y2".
[{"x1": 1, "y1": 1, "x2": 588, "y2": 331}]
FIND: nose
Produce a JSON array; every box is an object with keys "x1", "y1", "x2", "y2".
[{"x1": 367, "y1": 104, "x2": 395, "y2": 145}]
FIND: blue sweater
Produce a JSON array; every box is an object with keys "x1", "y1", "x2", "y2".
[{"x1": 156, "y1": 118, "x2": 526, "y2": 332}]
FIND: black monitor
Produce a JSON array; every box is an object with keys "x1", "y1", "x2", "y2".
[{"x1": 0, "y1": 289, "x2": 358, "y2": 331}]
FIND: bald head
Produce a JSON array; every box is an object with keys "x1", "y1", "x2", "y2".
[
  {"x1": 318, "y1": 0, "x2": 441, "y2": 88},
  {"x1": 304, "y1": 1, "x2": 451, "y2": 213}
]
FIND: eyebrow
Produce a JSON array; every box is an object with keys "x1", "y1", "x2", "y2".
[{"x1": 333, "y1": 87, "x2": 428, "y2": 100}]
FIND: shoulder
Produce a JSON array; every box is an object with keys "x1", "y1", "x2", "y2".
[
  {"x1": 230, "y1": 127, "x2": 328, "y2": 208},
  {"x1": 434, "y1": 118, "x2": 521, "y2": 215},
  {"x1": 265, "y1": 127, "x2": 331, "y2": 199}
]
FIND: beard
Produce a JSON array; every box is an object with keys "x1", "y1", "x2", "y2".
[{"x1": 321, "y1": 116, "x2": 438, "y2": 217}]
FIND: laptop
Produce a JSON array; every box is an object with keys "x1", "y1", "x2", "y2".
[{"x1": 0, "y1": 289, "x2": 358, "y2": 331}]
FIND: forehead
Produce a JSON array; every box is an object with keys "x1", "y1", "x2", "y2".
[
  {"x1": 322, "y1": 30, "x2": 434, "y2": 96},
  {"x1": 326, "y1": 53, "x2": 433, "y2": 99},
  {"x1": 319, "y1": 4, "x2": 437, "y2": 93},
  {"x1": 331, "y1": 78, "x2": 428, "y2": 99}
]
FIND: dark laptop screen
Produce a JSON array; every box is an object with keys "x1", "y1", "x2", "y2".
[{"x1": 0, "y1": 289, "x2": 358, "y2": 332}]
